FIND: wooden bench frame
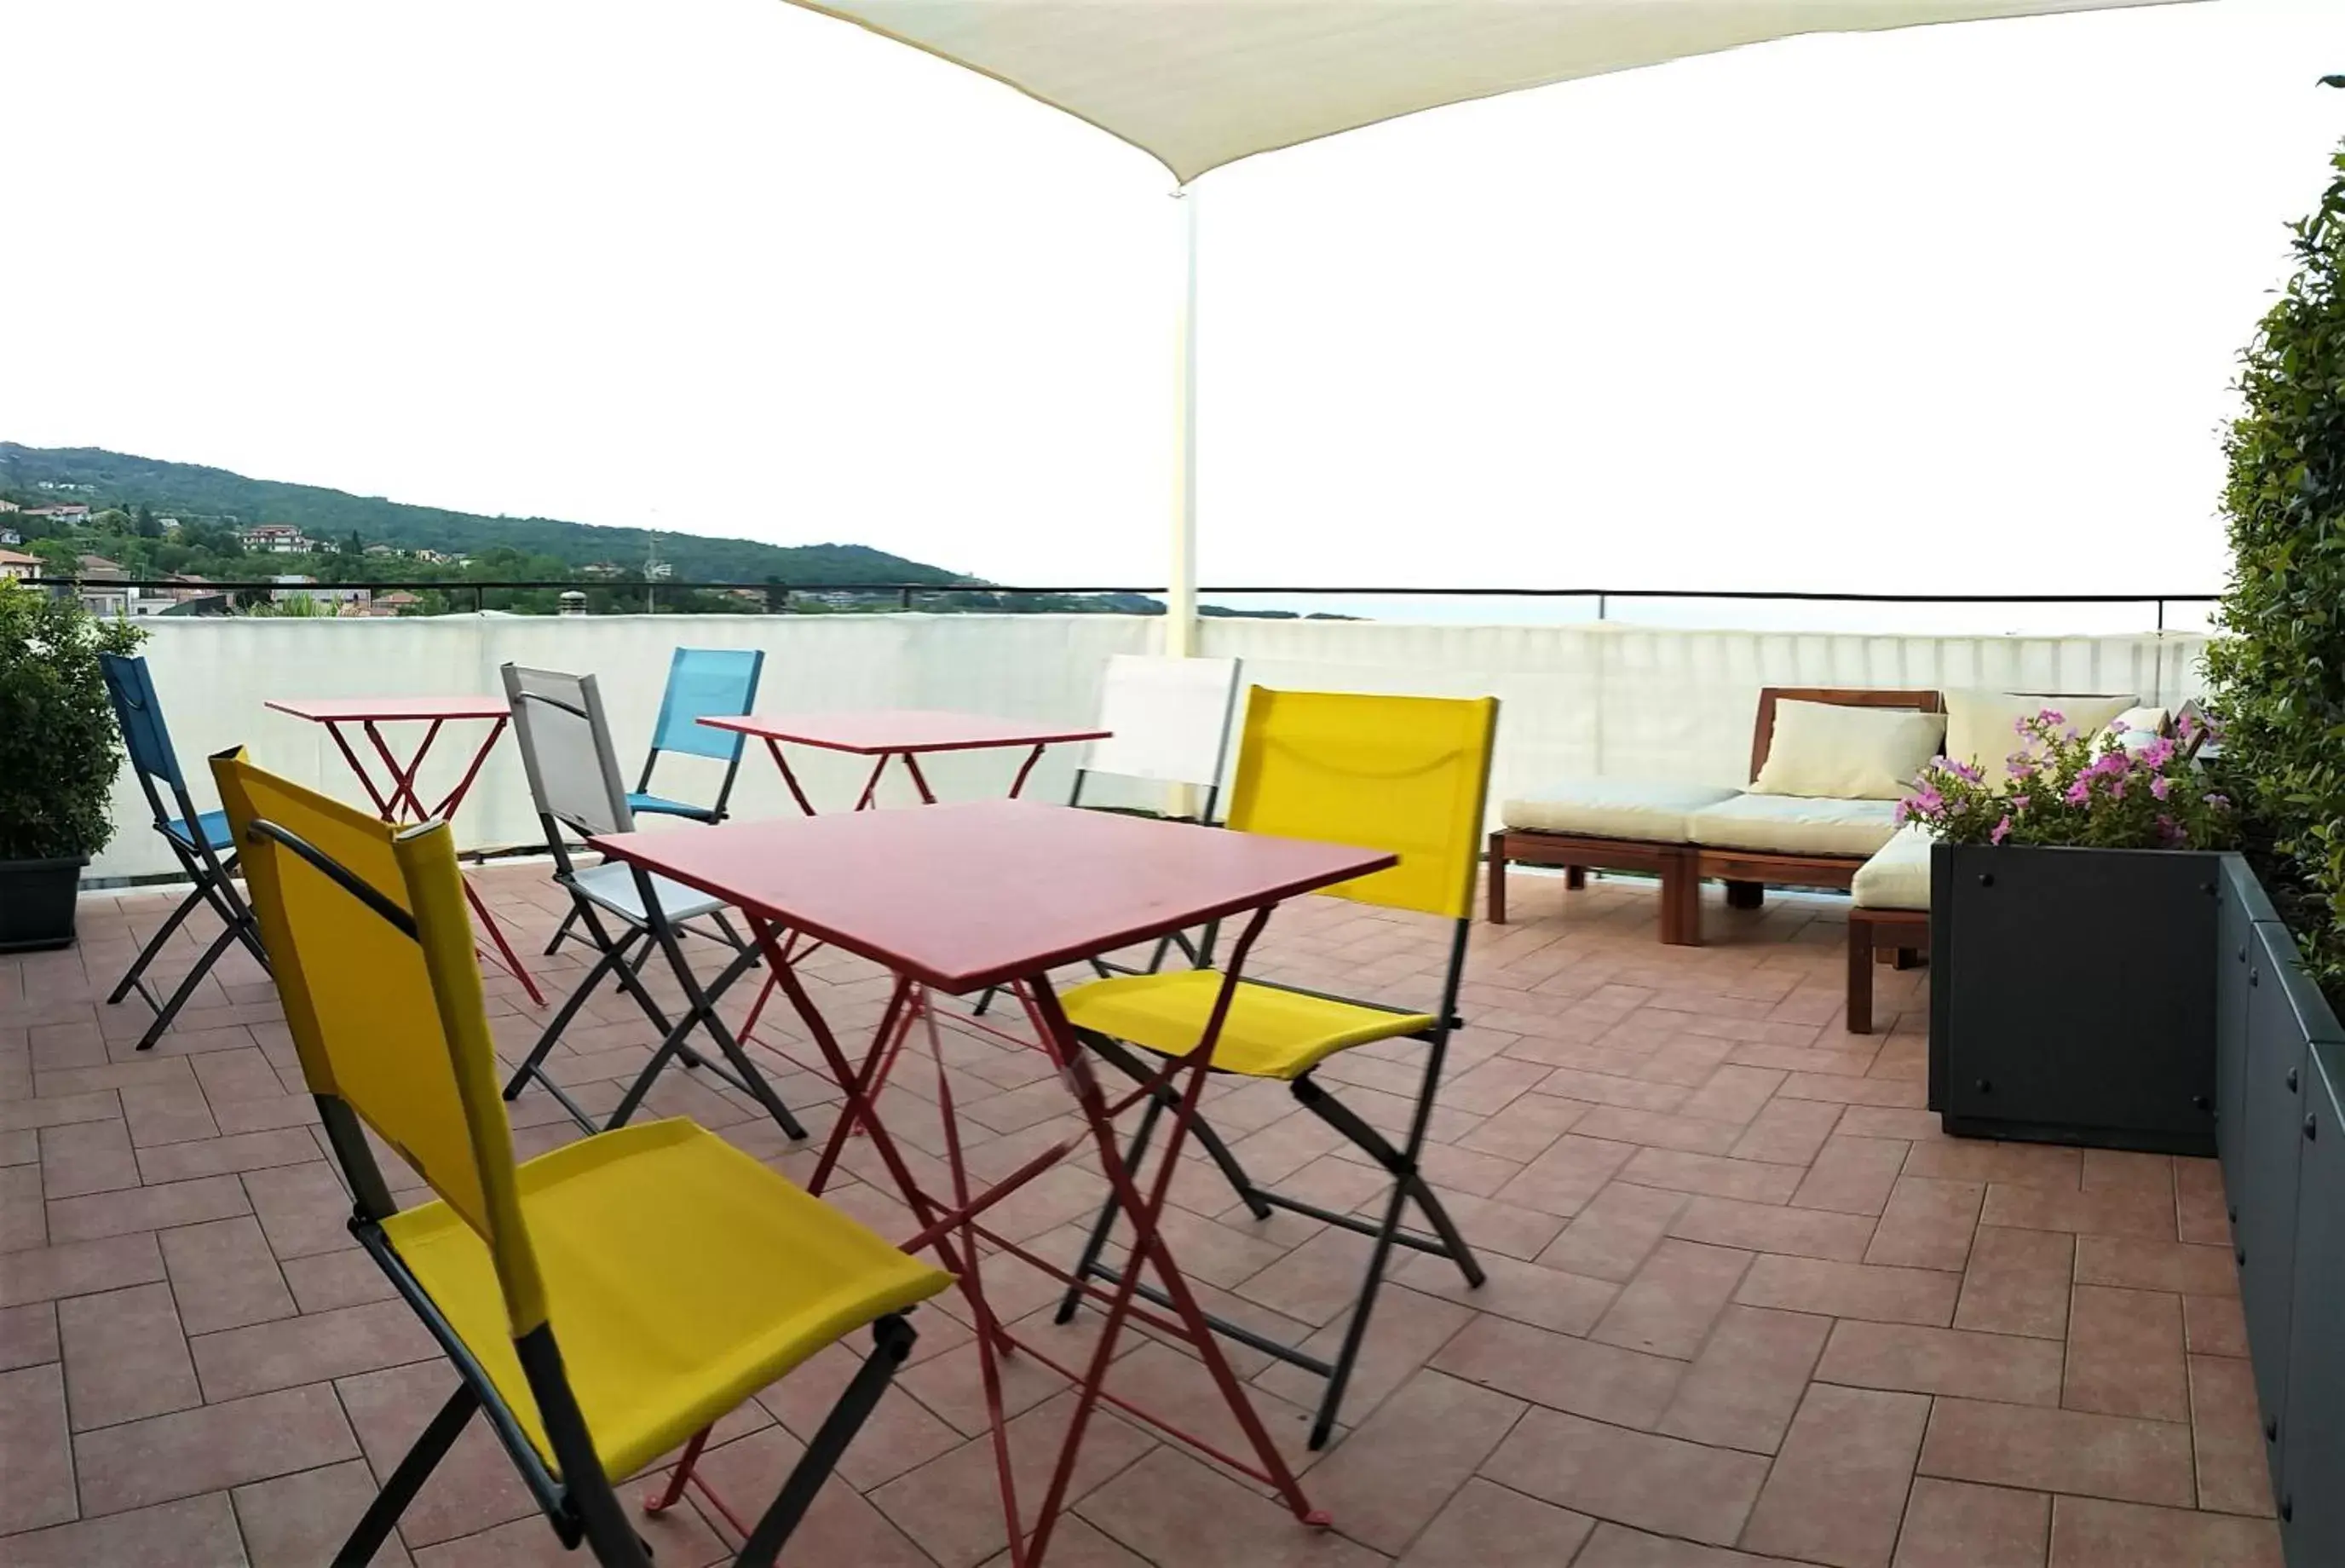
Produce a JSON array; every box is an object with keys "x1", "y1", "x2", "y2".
[
  {"x1": 1486, "y1": 686, "x2": 1944, "y2": 947},
  {"x1": 1847, "y1": 906, "x2": 1929, "y2": 1035}
]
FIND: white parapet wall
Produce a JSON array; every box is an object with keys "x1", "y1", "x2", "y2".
[{"x1": 91, "y1": 612, "x2": 2210, "y2": 884}]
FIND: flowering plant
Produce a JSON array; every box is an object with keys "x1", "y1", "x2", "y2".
[{"x1": 1897, "y1": 710, "x2": 2236, "y2": 851}]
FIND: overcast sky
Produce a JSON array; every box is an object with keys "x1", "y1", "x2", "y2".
[{"x1": 4, "y1": 0, "x2": 2342, "y2": 603}]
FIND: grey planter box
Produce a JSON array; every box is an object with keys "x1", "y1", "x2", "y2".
[
  {"x1": 2281, "y1": 1034, "x2": 2345, "y2": 1560},
  {"x1": 1928, "y1": 842, "x2": 2219, "y2": 1156},
  {"x1": 2210, "y1": 854, "x2": 2345, "y2": 1561},
  {"x1": 0, "y1": 856, "x2": 84, "y2": 954}
]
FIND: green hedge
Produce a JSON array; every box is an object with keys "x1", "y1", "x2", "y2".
[{"x1": 2208, "y1": 134, "x2": 2345, "y2": 998}]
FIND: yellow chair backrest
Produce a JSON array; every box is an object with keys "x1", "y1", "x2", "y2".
[
  {"x1": 211, "y1": 752, "x2": 548, "y2": 1332},
  {"x1": 1225, "y1": 688, "x2": 1498, "y2": 921}
]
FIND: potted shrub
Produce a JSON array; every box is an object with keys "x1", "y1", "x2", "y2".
[
  {"x1": 1901, "y1": 711, "x2": 2237, "y2": 1155},
  {"x1": 0, "y1": 582, "x2": 144, "y2": 951}
]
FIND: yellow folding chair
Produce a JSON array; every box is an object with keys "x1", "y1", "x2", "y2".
[
  {"x1": 210, "y1": 752, "x2": 952, "y2": 1568},
  {"x1": 1053, "y1": 688, "x2": 1497, "y2": 1448}
]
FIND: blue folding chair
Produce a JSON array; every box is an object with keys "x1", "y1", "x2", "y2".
[
  {"x1": 97, "y1": 654, "x2": 268, "y2": 1051},
  {"x1": 631, "y1": 646, "x2": 763, "y2": 821},
  {"x1": 544, "y1": 647, "x2": 762, "y2": 958}
]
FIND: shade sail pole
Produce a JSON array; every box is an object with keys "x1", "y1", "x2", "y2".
[{"x1": 1165, "y1": 184, "x2": 1200, "y2": 657}]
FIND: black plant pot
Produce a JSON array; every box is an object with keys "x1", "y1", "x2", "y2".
[
  {"x1": 1928, "y1": 842, "x2": 2218, "y2": 1156},
  {"x1": 0, "y1": 856, "x2": 86, "y2": 954}
]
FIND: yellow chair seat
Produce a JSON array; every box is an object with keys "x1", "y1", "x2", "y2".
[
  {"x1": 1060, "y1": 970, "x2": 1435, "y2": 1081},
  {"x1": 381, "y1": 1117, "x2": 952, "y2": 1480}
]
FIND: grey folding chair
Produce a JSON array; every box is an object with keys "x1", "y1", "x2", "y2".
[
  {"x1": 496, "y1": 662, "x2": 805, "y2": 1141},
  {"x1": 544, "y1": 646, "x2": 763, "y2": 959}
]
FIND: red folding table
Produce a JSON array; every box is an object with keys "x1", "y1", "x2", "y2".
[
  {"x1": 706, "y1": 707, "x2": 1110, "y2": 1055},
  {"x1": 264, "y1": 695, "x2": 545, "y2": 1007},
  {"x1": 588, "y1": 798, "x2": 1387, "y2": 1566},
  {"x1": 700, "y1": 708, "x2": 1109, "y2": 816}
]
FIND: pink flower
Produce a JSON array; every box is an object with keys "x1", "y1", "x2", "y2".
[
  {"x1": 2010, "y1": 793, "x2": 2031, "y2": 811},
  {"x1": 2150, "y1": 775, "x2": 2171, "y2": 801},
  {"x1": 2140, "y1": 737, "x2": 2175, "y2": 769},
  {"x1": 2064, "y1": 777, "x2": 2093, "y2": 806},
  {"x1": 1893, "y1": 800, "x2": 1910, "y2": 826},
  {"x1": 2109, "y1": 716, "x2": 2130, "y2": 734},
  {"x1": 1991, "y1": 815, "x2": 2013, "y2": 845},
  {"x1": 2207, "y1": 793, "x2": 2232, "y2": 811},
  {"x1": 2037, "y1": 708, "x2": 2066, "y2": 728}
]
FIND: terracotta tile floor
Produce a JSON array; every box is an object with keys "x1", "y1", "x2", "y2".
[{"x1": 0, "y1": 862, "x2": 2282, "y2": 1567}]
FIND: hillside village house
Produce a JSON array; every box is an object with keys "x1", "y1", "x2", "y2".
[
  {"x1": 241, "y1": 522, "x2": 312, "y2": 552},
  {"x1": 0, "y1": 547, "x2": 42, "y2": 582},
  {"x1": 71, "y1": 552, "x2": 128, "y2": 617}
]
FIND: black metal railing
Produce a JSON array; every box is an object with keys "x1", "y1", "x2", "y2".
[{"x1": 18, "y1": 576, "x2": 2222, "y2": 625}]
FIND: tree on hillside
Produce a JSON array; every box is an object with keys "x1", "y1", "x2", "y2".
[{"x1": 135, "y1": 505, "x2": 161, "y2": 539}]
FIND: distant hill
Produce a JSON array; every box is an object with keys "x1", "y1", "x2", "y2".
[{"x1": 0, "y1": 443, "x2": 966, "y2": 586}]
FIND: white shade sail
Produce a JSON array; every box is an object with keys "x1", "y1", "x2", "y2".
[{"x1": 786, "y1": 0, "x2": 2195, "y2": 182}]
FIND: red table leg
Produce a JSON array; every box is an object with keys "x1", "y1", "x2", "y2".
[
  {"x1": 764, "y1": 737, "x2": 821, "y2": 817},
  {"x1": 716, "y1": 908, "x2": 1324, "y2": 1568},
  {"x1": 1007, "y1": 742, "x2": 1046, "y2": 799},
  {"x1": 897, "y1": 752, "x2": 939, "y2": 805},
  {"x1": 851, "y1": 753, "x2": 894, "y2": 811},
  {"x1": 321, "y1": 722, "x2": 396, "y2": 818},
  {"x1": 316, "y1": 716, "x2": 545, "y2": 1007},
  {"x1": 363, "y1": 718, "x2": 443, "y2": 820},
  {"x1": 1013, "y1": 929, "x2": 1327, "y2": 1562}
]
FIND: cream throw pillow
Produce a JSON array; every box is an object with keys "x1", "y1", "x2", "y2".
[
  {"x1": 1753, "y1": 700, "x2": 1948, "y2": 801},
  {"x1": 1943, "y1": 690, "x2": 2136, "y2": 781}
]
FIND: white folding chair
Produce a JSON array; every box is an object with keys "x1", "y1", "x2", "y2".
[
  {"x1": 1073, "y1": 653, "x2": 1246, "y2": 821},
  {"x1": 972, "y1": 655, "x2": 1242, "y2": 1017}
]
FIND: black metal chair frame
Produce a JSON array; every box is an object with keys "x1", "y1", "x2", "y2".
[
  {"x1": 1056, "y1": 914, "x2": 1484, "y2": 1450},
  {"x1": 244, "y1": 816, "x2": 904, "y2": 1568}
]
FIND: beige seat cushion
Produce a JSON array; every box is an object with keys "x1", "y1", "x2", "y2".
[
  {"x1": 1685, "y1": 794, "x2": 1901, "y2": 859},
  {"x1": 1754, "y1": 700, "x2": 1948, "y2": 801},
  {"x1": 1852, "y1": 824, "x2": 1933, "y2": 910},
  {"x1": 1502, "y1": 779, "x2": 1743, "y2": 844},
  {"x1": 2111, "y1": 706, "x2": 2172, "y2": 752},
  {"x1": 1943, "y1": 690, "x2": 2136, "y2": 779}
]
